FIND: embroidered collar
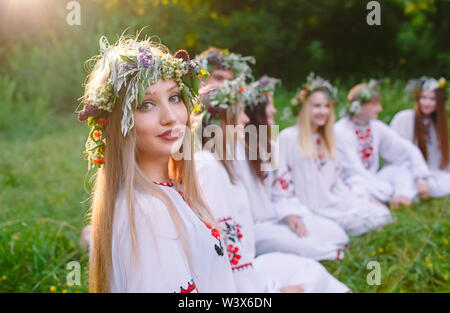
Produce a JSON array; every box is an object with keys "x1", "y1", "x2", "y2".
[
  {"x1": 152, "y1": 180, "x2": 174, "y2": 187},
  {"x1": 351, "y1": 119, "x2": 374, "y2": 169},
  {"x1": 351, "y1": 117, "x2": 370, "y2": 128}
]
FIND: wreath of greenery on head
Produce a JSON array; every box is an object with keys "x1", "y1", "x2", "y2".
[
  {"x1": 77, "y1": 35, "x2": 209, "y2": 168},
  {"x1": 289, "y1": 73, "x2": 337, "y2": 116},
  {"x1": 346, "y1": 79, "x2": 381, "y2": 115},
  {"x1": 244, "y1": 75, "x2": 281, "y2": 109},
  {"x1": 195, "y1": 47, "x2": 255, "y2": 81},
  {"x1": 198, "y1": 75, "x2": 249, "y2": 123},
  {"x1": 405, "y1": 76, "x2": 448, "y2": 98}
]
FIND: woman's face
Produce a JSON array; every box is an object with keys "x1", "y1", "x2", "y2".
[
  {"x1": 204, "y1": 68, "x2": 234, "y2": 89},
  {"x1": 236, "y1": 101, "x2": 250, "y2": 128},
  {"x1": 307, "y1": 91, "x2": 331, "y2": 128},
  {"x1": 358, "y1": 97, "x2": 382, "y2": 121},
  {"x1": 134, "y1": 78, "x2": 188, "y2": 159},
  {"x1": 419, "y1": 90, "x2": 437, "y2": 116},
  {"x1": 265, "y1": 94, "x2": 277, "y2": 126}
]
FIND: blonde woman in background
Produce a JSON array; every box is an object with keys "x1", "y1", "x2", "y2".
[{"x1": 275, "y1": 74, "x2": 391, "y2": 236}]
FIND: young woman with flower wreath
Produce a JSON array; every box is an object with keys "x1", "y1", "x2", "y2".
[
  {"x1": 390, "y1": 77, "x2": 449, "y2": 198},
  {"x1": 334, "y1": 80, "x2": 432, "y2": 209},
  {"x1": 194, "y1": 46, "x2": 255, "y2": 89},
  {"x1": 235, "y1": 75, "x2": 354, "y2": 260},
  {"x1": 253, "y1": 74, "x2": 391, "y2": 237},
  {"x1": 78, "y1": 33, "x2": 236, "y2": 293},
  {"x1": 193, "y1": 75, "x2": 350, "y2": 293}
]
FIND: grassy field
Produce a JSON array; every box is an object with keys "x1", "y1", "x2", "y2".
[{"x1": 0, "y1": 82, "x2": 449, "y2": 293}]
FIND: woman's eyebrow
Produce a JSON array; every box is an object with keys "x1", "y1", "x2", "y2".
[
  {"x1": 167, "y1": 84, "x2": 179, "y2": 92},
  {"x1": 143, "y1": 83, "x2": 179, "y2": 98}
]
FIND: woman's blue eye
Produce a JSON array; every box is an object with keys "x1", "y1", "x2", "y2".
[
  {"x1": 170, "y1": 94, "x2": 182, "y2": 103},
  {"x1": 139, "y1": 101, "x2": 155, "y2": 111}
]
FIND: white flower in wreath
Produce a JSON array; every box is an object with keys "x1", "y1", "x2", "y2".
[
  {"x1": 423, "y1": 78, "x2": 439, "y2": 91},
  {"x1": 291, "y1": 98, "x2": 299, "y2": 105},
  {"x1": 350, "y1": 100, "x2": 362, "y2": 114}
]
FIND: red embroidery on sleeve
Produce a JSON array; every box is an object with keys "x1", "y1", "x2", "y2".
[
  {"x1": 203, "y1": 221, "x2": 224, "y2": 256},
  {"x1": 227, "y1": 244, "x2": 242, "y2": 265},
  {"x1": 179, "y1": 279, "x2": 199, "y2": 293},
  {"x1": 232, "y1": 262, "x2": 253, "y2": 272}
]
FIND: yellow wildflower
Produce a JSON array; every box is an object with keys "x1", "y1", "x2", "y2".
[{"x1": 49, "y1": 286, "x2": 56, "y2": 292}]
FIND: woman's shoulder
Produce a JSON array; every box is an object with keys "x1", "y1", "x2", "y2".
[
  {"x1": 334, "y1": 115, "x2": 350, "y2": 126},
  {"x1": 391, "y1": 109, "x2": 415, "y2": 125},
  {"x1": 113, "y1": 187, "x2": 177, "y2": 233},
  {"x1": 372, "y1": 118, "x2": 397, "y2": 134},
  {"x1": 334, "y1": 117, "x2": 353, "y2": 139},
  {"x1": 194, "y1": 149, "x2": 223, "y2": 172},
  {"x1": 194, "y1": 149, "x2": 218, "y2": 163},
  {"x1": 279, "y1": 125, "x2": 298, "y2": 141}
]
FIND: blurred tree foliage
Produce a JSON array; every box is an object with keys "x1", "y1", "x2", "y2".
[{"x1": 0, "y1": 0, "x2": 448, "y2": 113}]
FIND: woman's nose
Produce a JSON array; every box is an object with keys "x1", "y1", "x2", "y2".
[{"x1": 160, "y1": 102, "x2": 177, "y2": 125}]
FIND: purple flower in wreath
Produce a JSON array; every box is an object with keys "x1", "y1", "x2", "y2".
[
  {"x1": 258, "y1": 76, "x2": 269, "y2": 86},
  {"x1": 139, "y1": 47, "x2": 153, "y2": 69}
]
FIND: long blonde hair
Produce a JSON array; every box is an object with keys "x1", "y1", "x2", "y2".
[
  {"x1": 85, "y1": 39, "x2": 217, "y2": 293},
  {"x1": 200, "y1": 102, "x2": 242, "y2": 184},
  {"x1": 297, "y1": 90, "x2": 337, "y2": 159}
]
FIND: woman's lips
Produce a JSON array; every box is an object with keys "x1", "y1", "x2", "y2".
[{"x1": 157, "y1": 129, "x2": 181, "y2": 141}]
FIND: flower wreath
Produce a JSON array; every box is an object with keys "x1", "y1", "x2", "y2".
[
  {"x1": 198, "y1": 75, "x2": 248, "y2": 122},
  {"x1": 244, "y1": 75, "x2": 281, "y2": 109},
  {"x1": 289, "y1": 73, "x2": 337, "y2": 116},
  {"x1": 195, "y1": 48, "x2": 255, "y2": 81},
  {"x1": 347, "y1": 79, "x2": 381, "y2": 115},
  {"x1": 77, "y1": 36, "x2": 209, "y2": 168},
  {"x1": 405, "y1": 76, "x2": 447, "y2": 97}
]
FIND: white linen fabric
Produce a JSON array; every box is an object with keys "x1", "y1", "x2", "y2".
[
  {"x1": 195, "y1": 149, "x2": 350, "y2": 293},
  {"x1": 110, "y1": 184, "x2": 237, "y2": 293}
]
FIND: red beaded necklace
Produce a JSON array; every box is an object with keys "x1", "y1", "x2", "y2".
[{"x1": 152, "y1": 180, "x2": 184, "y2": 199}]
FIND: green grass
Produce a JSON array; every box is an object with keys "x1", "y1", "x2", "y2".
[
  {"x1": 322, "y1": 198, "x2": 449, "y2": 292},
  {"x1": 0, "y1": 120, "x2": 91, "y2": 293},
  {"x1": 0, "y1": 81, "x2": 449, "y2": 293}
]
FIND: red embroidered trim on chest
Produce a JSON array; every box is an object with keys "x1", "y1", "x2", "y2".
[
  {"x1": 354, "y1": 127, "x2": 374, "y2": 169},
  {"x1": 423, "y1": 120, "x2": 432, "y2": 144},
  {"x1": 315, "y1": 136, "x2": 327, "y2": 171}
]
